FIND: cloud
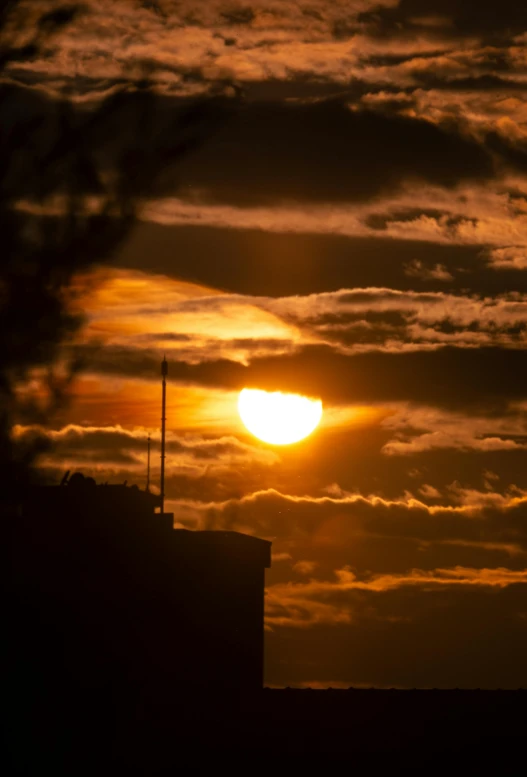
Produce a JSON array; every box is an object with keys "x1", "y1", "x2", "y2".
[
  {"x1": 488, "y1": 247, "x2": 527, "y2": 270},
  {"x1": 266, "y1": 286, "x2": 527, "y2": 352},
  {"x1": 73, "y1": 267, "x2": 304, "y2": 365},
  {"x1": 358, "y1": 1, "x2": 527, "y2": 39},
  {"x1": 266, "y1": 564, "x2": 527, "y2": 627},
  {"x1": 10, "y1": 1, "x2": 527, "y2": 109},
  {"x1": 292, "y1": 560, "x2": 319, "y2": 575},
  {"x1": 71, "y1": 341, "x2": 526, "y2": 419},
  {"x1": 271, "y1": 551, "x2": 292, "y2": 563},
  {"x1": 266, "y1": 582, "x2": 527, "y2": 688},
  {"x1": 174, "y1": 483, "x2": 527, "y2": 543},
  {"x1": 381, "y1": 403, "x2": 527, "y2": 455},
  {"x1": 12, "y1": 96, "x2": 503, "y2": 212},
  {"x1": 233, "y1": 346, "x2": 527, "y2": 411},
  {"x1": 404, "y1": 259, "x2": 453, "y2": 281},
  {"x1": 127, "y1": 181, "x2": 527, "y2": 257},
  {"x1": 67, "y1": 270, "x2": 527, "y2": 418},
  {"x1": 14, "y1": 422, "x2": 280, "y2": 479},
  {"x1": 418, "y1": 483, "x2": 441, "y2": 497},
  {"x1": 1, "y1": 1, "x2": 472, "y2": 99},
  {"x1": 167, "y1": 100, "x2": 495, "y2": 207},
  {"x1": 436, "y1": 539, "x2": 527, "y2": 558},
  {"x1": 114, "y1": 222, "x2": 527, "y2": 301}
]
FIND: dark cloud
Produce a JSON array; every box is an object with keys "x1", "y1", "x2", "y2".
[
  {"x1": 169, "y1": 99, "x2": 495, "y2": 206},
  {"x1": 198, "y1": 487, "x2": 527, "y2": 555},
  {"x1": 239, "y1": 346, "x2": 527, "y2": 412},
  {"x1": 241, "y1": 79, "x2": 371, "y2": 104},
  {"x1": 410, "y1": 74, "x2": 527, "y2": 92},
  {"x1": 2, "y1": 83, "x2": 241, "y2": 203},
  {"x1": 137, "y1": 332, "x2": 193, "y2": 343},
  {"x1": 97, "y1": 409, "x2": 525, "y2": 508},
  {"x1": 289, "y1": 295, "x2": 527, "y2": 350},
  {"x1": 18, "y1": 422, "x2": 279, "y2": 491},
  {"x1": 485, "y1": 131, "x2": 527, "y2": 176},
  {"x1": 364, "y1": 209, "x2": 471, "y2": 231},
  {"x1": 115, "y1": 223, "x2": 527, "y2": 297},
  {"x1": 358, "y1": 1, "x2": 527, "y2": 40},
  {"x1": 265, "y1": 585, "x2": 527, "y2": 688},
  {"x1": 81, "y1": 342, "x2": 526, "y2": 413},
  {"x1": 219, "y1": 7, "x2": 255, "y2": 26}
]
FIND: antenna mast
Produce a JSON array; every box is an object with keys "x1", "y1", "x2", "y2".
[
  {"x1": 146, "y1": 434, "x2": 151, "y2": 492},
  {"x1": 160, "y1": 355, "x2": 168, "y2": 514}
]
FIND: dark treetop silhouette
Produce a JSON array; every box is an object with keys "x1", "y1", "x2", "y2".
[{"x1": 0, "y1": 0, "x2": 241, "y2": 505}]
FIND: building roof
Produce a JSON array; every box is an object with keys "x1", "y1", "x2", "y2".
[
  {"x1": 173, "y1": 529, "x2": 271, "y2": 568},
  {"x1": 21, "y1": 473, "x2": 271, "y2": 568}
]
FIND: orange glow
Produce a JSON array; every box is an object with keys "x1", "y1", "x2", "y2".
[
  {"x1": 50, "y1": 374, "x2": 241, "y2": 433},
  {"x1": 71, "y1": 267, "x2": 299, "y2": 352}
]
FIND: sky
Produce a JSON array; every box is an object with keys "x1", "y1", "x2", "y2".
[{"x1": 8, "y1": 0, "x2": 527, "y2": 688}]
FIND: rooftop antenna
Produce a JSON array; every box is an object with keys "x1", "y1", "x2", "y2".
[
  {"x1": 146, "y1": 434, "x2": 151, "y2": 492},
  {"x1": 160, "y1": 355, "x2": 168, "y2": 515}
]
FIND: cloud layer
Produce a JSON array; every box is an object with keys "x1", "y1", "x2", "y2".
[{"x1": 9, "y1": 0, "x2": 527, "y2": 688}]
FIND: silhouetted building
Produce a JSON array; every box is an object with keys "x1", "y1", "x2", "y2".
[{"x1": 7, "y1": 473, "x2": 271, "y2": 739}]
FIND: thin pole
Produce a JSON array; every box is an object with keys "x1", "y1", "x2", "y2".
[
  {"x1": 160, "y1": 355, "x2": 167, "y2": 515},
  {"x1": 146, "y1": 434, "x2": 151, "y2": 492}
]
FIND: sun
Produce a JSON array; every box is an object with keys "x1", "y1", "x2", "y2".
[{"x1": 238, "y1": 388, "x2": 323, "y2": 445}]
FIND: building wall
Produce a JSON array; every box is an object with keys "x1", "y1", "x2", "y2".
[{"x1": 8, "y1": 486, "x2": 270, "y2": 724}]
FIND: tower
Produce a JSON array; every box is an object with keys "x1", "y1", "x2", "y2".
[
  {"x1": 146, "y1": 434, "x2": 151, "y2": 493},
  {"x1": 160, "y1": 355, "x2": 167, "y2": 515}
]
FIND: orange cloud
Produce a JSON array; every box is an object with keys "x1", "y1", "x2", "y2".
[
  {"x1": 46, "y1": 373, "x2": 245, "y2": 433},
  {"x1": 265, "y1": 565, "x2": 527, "y2": 627},
  {"x1": 381, "y1": 404, "x2": 527, "y2": 455},
  {"x1": 69, "y1": 268, "x2": 527, "y2": 369},
  {"x1": 292, "y1": 560, "x2": 319, "y2": 575},
  {"x1": 72, "y1": 267, "x2": 304, "y2": 364},
  {"x1": 136, "y1": 183, "x2": 527, "y2": 251}
]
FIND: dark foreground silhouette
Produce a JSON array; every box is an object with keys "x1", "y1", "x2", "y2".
[
  {"x1": 135, "y1": 688, "x2": 525, "y2": 770},
  {"x1": 6, "y1": 686, "x2": 525, "y2": 773},
  {"x1": 6, "y1": 473, "x2": 271, "y2": 773},
  {"x1": 5, "y1": 475, "x2": 525, "y2": 773}
]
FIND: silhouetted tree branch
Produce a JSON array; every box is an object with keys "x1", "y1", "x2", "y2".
[{"x1": 0, "y1": 1, "x2": 242, "y2": 504}]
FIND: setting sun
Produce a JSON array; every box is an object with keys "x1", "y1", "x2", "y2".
[{"x1": 238, "y1": 388, "x2": 323, "y2": 445}]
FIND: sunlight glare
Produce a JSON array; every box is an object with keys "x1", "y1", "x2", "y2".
[{"x1": 238, "y1": 388, "x2": 323, "y2": 445}]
